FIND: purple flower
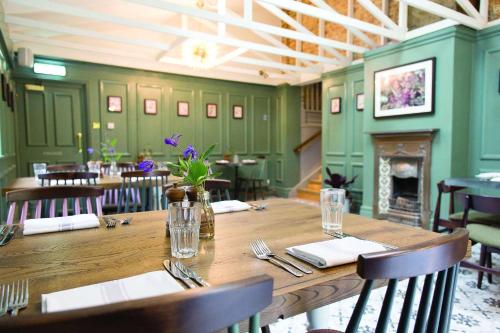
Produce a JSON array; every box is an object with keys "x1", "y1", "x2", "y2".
[
  {"x1": 183, "y1": 144, "x2": 198, "y2": 159},
  {"x1": 138, "y1": 160, "x2": 154, "y2": 173},
  {"x1": 164, "y1": 134, "x2": 182, "y2": 147},
  {"x1": 87, "y1": 147, "x2": 94, "y2": 155},
  {"x1": 108, "y1": 147, "x2": 115, "y2": 154}
]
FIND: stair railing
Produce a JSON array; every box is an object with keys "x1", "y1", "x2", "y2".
[{"x1": 293, "y1": 130, "x2": 321, "y2": 154}]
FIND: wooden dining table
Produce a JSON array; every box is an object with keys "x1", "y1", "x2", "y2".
[{"x1": 0, "y1": 198, "x2": 440, "y2": 328}]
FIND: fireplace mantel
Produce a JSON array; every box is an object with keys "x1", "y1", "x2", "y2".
[{"x1": 367, "y1": 129, "x2": 439, "y2": 138}]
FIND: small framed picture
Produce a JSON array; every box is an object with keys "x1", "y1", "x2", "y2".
[
  {"x1": 107, "y1": 96, "x2": 122, "y2": 113},
  {"x1": 330, "y1": 97, "x2": 341, "y2": 114},
  {"x1": 233, "y1": 105, "x2": 243, "y2": 119},
  {"x1": 356, "y1": 93, "x2": 365, "y2": 111},
  {"x1": 1, "y1": 74, "x2": 5, "y2": 102},
  {"x1": 177, "y1": 101, "x2": 189, "y2": 117},
  {"x1": 144, "y1": 99, "x2": 157, "y2": 115},
  {"x1": 206, "y1": 103, "x2": 217, "y2": 118}
]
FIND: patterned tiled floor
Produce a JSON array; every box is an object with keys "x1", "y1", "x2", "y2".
[{"x1": 269, "y1": 244, "x2": 499, "y2": 333}]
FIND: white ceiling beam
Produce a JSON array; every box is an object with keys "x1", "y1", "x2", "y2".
[
  {"x1": 231, "y1": 56, "x2": 322, "y2": 74},
  {"x1": 455, "y1": 0, "x2": 482, "y2": 20},
  {"x1": 404, "y1": 19, "x2": 459, "y2": 40},
  {"x1": 380, "y1": 0, "x2": 389, "y2": 44},
  {"x1": 155, "y1": 37, "x2": 185, "y2": 61},
  {"x1": 217, "y1": 0, "x2": 225, "y2": 37},
  {"x1": 309, "y1": 0, "x2": 377, "y2": 47},
  {"x1": 5, "y1": 0, "x2": 339, "y2": 65},
  {"x1": 260, "y1": 0, "x2": 403, "y2": 40},
  {"x1": 399, "y1": 0, "x2": 408, "y2": 32},
  {"x1": 403, "y1": 0, "x2": 485, "y2": 30},
  {"x1": 244, "y1": 0, "x2": 252, "y2": 21},
  {"x1": 212, "y1": 47, "x2": 248, "y2": 66},
  {"x1": 125, "y1": 0, "x2": 368, "y2": 53},
  {"x1": 347, "y1": 0, "x2": 354, "y2": 60},
  {"x1": 356, "y1": 0, "x2": 399, "y2": 31},
  {"x1": 479, "y1": 0, "x2": 489, "y2": 20}
]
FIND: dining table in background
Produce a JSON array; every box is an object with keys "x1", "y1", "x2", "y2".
[
  {"x1": 215, "y1": 161, "x2": 256, "y2": 200},
  {"x1": 445, "y1": 177, "x2": 500, "y2": 191},
  {"x1": 0, "y1": 198, "x2": 441, "y2": 329}
]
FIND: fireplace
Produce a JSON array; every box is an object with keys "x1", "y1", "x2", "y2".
[{"x1": 370, "y1": 130, "x2": 438, "y2": 228}]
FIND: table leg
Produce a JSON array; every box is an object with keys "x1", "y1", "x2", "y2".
[{"x1": 234, "y1": 166, "x2": 240, "y2": 200}]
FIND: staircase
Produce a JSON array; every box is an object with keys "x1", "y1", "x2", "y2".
[{"x1": 296, "y1": 172, "x2": 322, "y2": 202}]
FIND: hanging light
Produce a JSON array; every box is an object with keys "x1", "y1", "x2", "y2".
[{"x1": 182, "y1": 39, "x2": 218, "y2": 69}]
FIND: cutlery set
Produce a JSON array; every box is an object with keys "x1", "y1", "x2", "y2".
[
  {"x1": 103, "y1": 217, "x2": 132, "y2": 228},
  {"x1": 163, "y1": 260, "x2": 211, "y2": 289},
  {"x1": 0, "y1": 225, "x2": 16, "y2": 246},
  {"x1": 0, "y1": 280, "x2": 29, "y2": 317}
]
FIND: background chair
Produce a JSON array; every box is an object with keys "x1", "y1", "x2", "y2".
[
  {"x1": 101, "y1": 162, "x2": 136, "y2": 175},
  {"x1": 118, "y1": 170, "x2": 170, "y2": 213},
  {"x1": 0, "y1": 275, "x2": 273, "y2": 333},
  {"x1": 239, "y1": 158, "x2": 267, "y2": 201},
  {"x1": 309, "y1": 229, "x2": 468, "y2": 333},
  {"x1": 46, "y1": 164, "x2": 86, "y2": 173},
  {"x1": 38, "y1": 172, "x2": 99, "y2": 186},
  {"x1": 101, "y1": 162, "x2": 137, "y2": 212},
  {"x1": 456, "y1": 193, "x2": 500, "y2": 289},
  {"x1": 204, "y1": 179, "x2": 231, "y2": 202},
  {"x1": 6, "y1": 186, "x2": 104, "y2": 224}
]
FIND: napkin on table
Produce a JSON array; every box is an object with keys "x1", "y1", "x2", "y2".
[
  {"x1": 211, "y1": 200, "x2": 251, "y2": 214},
  {"x1": 23, "y1": 214, "x2": 100, "y2": 236},
  {"x1": 42, "y1": 271, "x2": 184, "y2": 313},
  {"x1": 286, "y1": 237, "x2": 387, "y2": 268}
]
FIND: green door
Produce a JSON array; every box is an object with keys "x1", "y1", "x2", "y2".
[{"x1": 17, "y1": 82, "x2": 86, "y2": 176}]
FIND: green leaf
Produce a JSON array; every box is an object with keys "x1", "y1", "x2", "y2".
[{"x1": 199, "y1": 144, "x2": 216, "y2": 161}]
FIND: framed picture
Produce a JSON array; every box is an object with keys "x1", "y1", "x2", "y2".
[
  {"x1": 177, "y1": 101, "x2": 189, "y2": 117},
  {"x1": 330, "y1": 97, "x2": 341, "y2": 114},
  {"x1": 374, "y1": 57, "x2": 435, "y2": 118},
  {"x1": 356, "y1": 93, "x2": 365, "y2": 111},
  {"x1": 233, "y1": 105, "x2": 243, "y2": 119},
  {"x1": 144, "y1": 99, "x2": 157, "y2": 115},
  {"x1": 6, "y1": 83, "x2": 11, "y2": 107},
  {"x1": 206, "y1": 103, "x2": 217, "y2": 118},
  {"x1": 1, "y1": 74, "x2": 5, "y2": 102},
  {"x1": 107, "y1": 96, "x2": 122, "y2": 113}
]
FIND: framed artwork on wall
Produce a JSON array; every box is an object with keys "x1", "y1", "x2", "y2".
[
  {"x1": 206, "y1": 103, "x2": 217, "y2": 118},
  {"x1": 1, "y1": 74, "x2": 5, "y2": 102},
  {"x1": 107, "y1": 96, "x2": 122, "y2": 113},
  {"x1": 144, "y1": 99, "x2": 157, "y2": 115},
  {"x1": 177, "y1": 101, "x2": 189, "y2": 117},
  {"x1": 233, "y1": 105, "x2": 243, "y2": 119},
  {"x1": 330, "y1": 97, "x2": 341, "y2": 114},
  {"x1": 374, "y1": 57, "x2": 435, "y2": 119},
  {"x1": 356, "y1": 93, "x2": 365, "y2": 111}
]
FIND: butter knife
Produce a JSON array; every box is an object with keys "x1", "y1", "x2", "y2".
[
  {"x1": 163, "y1": 260, "x2": 197, "y2": 289},
  {"x1": 175, "y1": 261, "x2": 211, "y2": 287},
  {"x1": 0, "y1": 226, "x2": 16, "y2": 246}
]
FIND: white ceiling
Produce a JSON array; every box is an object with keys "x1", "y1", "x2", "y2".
[{"x1": 1, "y1": 0, "x2": 497, "y2": 86}]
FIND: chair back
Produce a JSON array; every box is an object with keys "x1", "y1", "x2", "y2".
[
  {"x1": 46, "y1": 164, "x2": 86, "y2": 173},
  {"x1": 38, "y1": 172, "x2": 99, "y2": 186},
  {"x1": 432, "y1": 180, "x2": 466, "y2": 232},
  {"x1": 456, "y1": 192, "x2": 500, "y2": 224},
  {"x1": 204, "y1": 179, "x2": 231, "y2": 201},
  {"x1": 101, "y1": 162, "x2": 136, "y2": 175},
  {"x1": 6, "y1": 186, "x2": 105, "y2": 225},
  {"x1": 345, "y1": 228, "x2": 468, "y2": 333},
  {"x1": 0, "y1": 275, "x2": 273, "y2": 333},
  {"x1": 118, "y1": 170, "x2": 170, "y2": 213},
  {"x1": 254, "y1": 158, "x2": 267, "y2": 180}
]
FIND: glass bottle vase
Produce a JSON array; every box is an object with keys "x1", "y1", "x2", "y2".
[{"x1": 197, "y1": 188, "x2": 215, "y2": 239}]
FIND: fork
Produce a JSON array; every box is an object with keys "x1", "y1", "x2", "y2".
[
  {"x1": 104, "y1": 217, "x2": 117, "y2": 228},
  {"x1": 7, "y1": 280, "x2": 29, "y2": 316},
  {"x1": 250, "y1": 241, "x2": 303, "y2": 277},
  {"x1": 0, "y1": 284, "x2": 9, "y2": 317},
  {"x1": 169, "y1": 261, "x2": 198, "y2": 289},
  {"x1": 255, "y1": 239, "x2": 312, "y2": 274}
]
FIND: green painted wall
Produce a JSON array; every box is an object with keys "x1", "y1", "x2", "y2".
[
  {"x1": 321, "y1": 64, "x2": 364, "y2": 212},
  {"x1": 13, "y1": 57, "x2": 300, "y2": 195}
]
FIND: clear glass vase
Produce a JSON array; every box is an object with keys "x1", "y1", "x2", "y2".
[
  {"x1": 197, "y1": 188, "x2": 215, "y2": 239},
  {"x1": 110, "y1": 160, "x2": 119, "y2": 176}
]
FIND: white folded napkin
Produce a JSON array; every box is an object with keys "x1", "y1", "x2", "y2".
[
  {"x1": 211, "y1": 200, "x2": 251, "y2": 214},
  {"x1": 491, "y1": 177, "x2": 500, "y2": 182},
  {"x1": 42, "y1": 271, "x2": 184, "y2": 313},
  {"x1": 216, "y1": 160, "x2": 229, "y2": 164},
  {"x1": 242, "y1": 159, "x2": 256, "y2": 164},
  {"x1": 475, "y1": 172, "x2": 500, "y2": 180},
  {"x1": 286, "y1": 237, "x2": 387, "y2": 268},
  {"x1": 23, "y1": 214, "x2": 100, "y2": 236}
]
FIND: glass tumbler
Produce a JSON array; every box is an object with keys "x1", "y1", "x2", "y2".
[
  {"x1": 320, "y1": 188, "x2": 346, "y2": 236},
  {"x1": 33, "y1": 163, "x2": 47, "y2": 184},
  {"x1": 168, "y1": 201, "x2": 202, "y2": 258}
]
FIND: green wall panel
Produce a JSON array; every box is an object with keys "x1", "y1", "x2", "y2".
[
  {"x1": 53, "y1": 92, "x2": 76, "y2": 147},
  {"x1": 137, "y1": 84, "x2": 165, "y2": 157},
  {"x1": 25, "y1": 90, "x2": 48, "y2": 146},
  {"x1": 200, "y1": 90, "x2": 223, "y2": 155},
  {"x1": 252, "y1": 96, "x2": 271, "y2": 154},
  {"x1": 170, "y1": 87, "x2": 196, "y2": 156},
  {"x1": 227, "y1": 94, "x2": 248, "y2": 155}
]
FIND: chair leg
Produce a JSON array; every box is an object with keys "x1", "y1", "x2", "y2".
[
  {"x1": 245, "y1": 181, "x2": 249, "y2": 202},
  {"x1": 260, "y1": 180, "x2": 265, "y2": 200},
  {"x1": 253, "y1": 180, "x2": 257, "y2": 201},
  {"x1": 486, "y1": 248, "x2": 493, "y2": 284},
  {"x1": 478, "y1": 244, "x2": 486, "y2": 289}
]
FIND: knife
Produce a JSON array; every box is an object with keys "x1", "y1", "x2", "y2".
[
  {"x1": 0, "y1": 226, "x2": 16, "y2": 246},
  {"x1": 163, "y1": 260, "x2": 197, "y2": 289},
  {"x1": 175, "y1": 261, "x2": 211, "y2": 287}
]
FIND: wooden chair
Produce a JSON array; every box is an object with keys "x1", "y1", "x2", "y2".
[
  {"x1": 239, "y1": 158, "x2": 267, "y2": 201},
  {"x1": 101, "y1": 162, "x2": 136, "y2": 175},
  {"x1": 0, "y1": 275, "x2": 273, "y2": 333},
  {"x1": 456, "y1": 193, "x2": 500, "y2": 289},
  {"x1": 100, "y1": 162, "x2": 137, "y2": 212},
  {"x1": 6, "y1": 186, "x2": 104, "y2": 224},
  {"x1": 38, "y1": 172, "x2": 99, "y2": 186},
  {"x1": 117, "y1": 170, "x2": 170, "y2": 213},
  {"x1": 309, "y1": 229, "x2": 469, "y2": 333},
  {"x1": 205, "y1": 179, "x2": 231, "y2": 202},
  {"x1": 46, "y1": 164, "x2": 86, "y2": 173}
]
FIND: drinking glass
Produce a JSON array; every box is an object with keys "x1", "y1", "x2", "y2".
[
  {"x1": 168, "y1": 201, "x2": 202, "y2": 258},
  {"x1": 33, "y1": 163, "x2": 47, "y2": 184},
  {"x1": 87, "y1": 161, "x2": 100, "y2": 175},
  {"x1": 320, "y1": 188, "x2": 345, "y2": 236}
]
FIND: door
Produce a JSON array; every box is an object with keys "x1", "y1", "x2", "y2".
[{"x1": 17, "y1": 82, "x2": 86, "y2": 176}]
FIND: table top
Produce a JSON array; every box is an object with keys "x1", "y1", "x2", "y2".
[
  {"x1": 444, "y1": 177, "x2": 500, "y2": 190},
  {"x1": 0, "y1": 198, "x2": 439, "y2": 325},
  {"x1": 1, "y1": 175, "x2": 183, "y2": 195}
]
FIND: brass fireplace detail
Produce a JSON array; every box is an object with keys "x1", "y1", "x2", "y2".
[{"x1": 370, "y1": 129, "x2": 438, "y2": 229}]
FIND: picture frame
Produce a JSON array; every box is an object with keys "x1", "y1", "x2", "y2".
[
  {"x1": 206, "y1": 103, "x2": 217, "y2": 118},
  {"x1": 1, "y1": 74, "x2": 5, "y2": 102},
  {"x1": 374, "y1": 57, "x2": 435, "y2": 119},
  {"x1": 232, "y1": 105, "x2": 244, "y2": 119},
  {"x1": 177, "y1": 101, "x2": 189, "y2": 117},
  {"x1": 107, "y1": 96, "x2": 122, "y2": 113},
  {"x1": 356, "y1": 93, "x2": 365, "y2": 111},
  {"x1": 330, "y1": 97, "x2": 341, "y2": 114},
  {"x1": 144, "y1": 99, "x2": 157, "y2": 115}
]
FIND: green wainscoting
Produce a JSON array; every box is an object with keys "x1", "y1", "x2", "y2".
[
  {"x1": 322, "y1": 64, "x2": 364, "y2": 212},
  {"x1": 13, "y1": 58, "x2": 301, "y2": 196}
]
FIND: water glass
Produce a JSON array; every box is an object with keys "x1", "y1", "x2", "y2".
[
  {"x1": 168, "y1": 201, "x2": 202, "y2": 258},
  {"x1": 33, "y1": 163, "x2": 47, "y2": 183},
  {"x1": 87, "y1": 161, "x2": 101, "y2": 175},
  {"x1": 320, "y1": 188, "x2": 346, "y2": 236}
]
